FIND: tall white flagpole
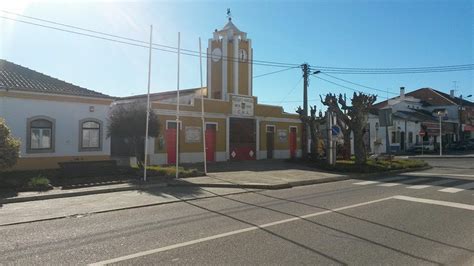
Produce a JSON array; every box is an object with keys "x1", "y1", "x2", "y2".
[
  {"x1": 175, "y1": 32, "x2": 181, "y2": 178},
  {"x1": 199, "y1": 37, "x2": 207, "y2": 175},
  {"x1": 143, "y1": 25, "x2": 153, "y2": 182}
]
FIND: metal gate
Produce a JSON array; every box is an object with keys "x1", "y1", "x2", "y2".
[{"x1": 229, "y1": 117, "x2": 256, "y2": 160}]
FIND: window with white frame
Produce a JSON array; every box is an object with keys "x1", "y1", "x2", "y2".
[{"x1": 80, "y1": 120, "x2": 101, "y2": 150}]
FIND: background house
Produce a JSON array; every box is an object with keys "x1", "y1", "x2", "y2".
[
  {"x1": 369, "y1": 87, "x2": 473, "y2": 154},
  {"x1": 0, "y1": 59, "x2": 114, "y2": 170}
]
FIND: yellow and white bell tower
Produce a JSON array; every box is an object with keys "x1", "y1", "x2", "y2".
[{"x1": 207, "y1": 17, "x2": 253, "y2": 100}]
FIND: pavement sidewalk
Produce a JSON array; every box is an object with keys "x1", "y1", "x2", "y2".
[
  {"x1": 0, "y1": 161, "x2": 429, "y2": 226},
  {"x1": 1, "y1": 160, "x2": 350, "y2": 204},
  {"x1": 169, "y1": 169, "x2": 349, "y2": 189},
  {"x1": 0, "y1": 186, "x2": 257, "y2": 226}
]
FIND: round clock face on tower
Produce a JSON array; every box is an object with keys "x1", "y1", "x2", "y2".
[
  {"x1": 211, "y1": 48, "x2": 222, "y2": 62},
  {"x1": 238, "y1": 49, "x2": 248, "y2": 62}
]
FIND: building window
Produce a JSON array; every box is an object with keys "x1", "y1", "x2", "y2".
[
  {"x1": 391, "y1": 132, "x2": 397, "y2": 144},
  {"x1": 408, "y1": 132, "x2": 413, "y2": 144},
  {"x1": 80, "y1": 119, "x2": 102, "y2": 151},
  {"x1": 166, "y1": 120, "x2": 182, "y2": 130},
  {"x1": 27, "y1": 116, "x2": 55, "y2": 153}
]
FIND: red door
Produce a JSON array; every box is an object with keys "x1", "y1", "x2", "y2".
[
  {"x1": 166, "y1": 128, "x2": 177, "y2": 164},
  {"x1": 289, "y1": 127, "x2": 297, "y2": 158},
  {"x1": 205, "y1": 124, "x2": 216, "y2": 162}
]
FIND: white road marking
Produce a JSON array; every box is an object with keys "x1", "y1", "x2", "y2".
[
  {"x1": 438, "y1": 182, "x2": 474, "y2": 193},
  {"x1": 89, "y1": 197, "x2": 393, "y2": 265},
  {"x1": 377, "y1": 178, "x2": 428, "y2": 187},
  {"x1": 393, "y1": 195, "x2": 474, "y2": 210},
  {"x1": 353, "y1": 181, "x2": 379, "y2": 185},
  {"x1": 353, "y1": 176, "x2": 407, "y2": 186},
  {"x1": 407, "y1": 179, "x2": 455, "y2": 190},
  {"x1": 377, "y1": 182, "x2": 401, "y2": 187},
  {"x1": 407, "y1": 172, "x2": 474, "y2": 178}
]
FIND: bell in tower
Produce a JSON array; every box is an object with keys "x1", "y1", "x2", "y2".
[{"x1": 207, "y1": 13, "x2": 253, "y2": 100}]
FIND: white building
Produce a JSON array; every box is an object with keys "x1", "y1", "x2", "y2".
[
  {"x1": 0, "y1": 59, "x2": 114, "y2": 170},
  {"x1": 369, "y1": 87, "x2": 472, "y2": 154}
]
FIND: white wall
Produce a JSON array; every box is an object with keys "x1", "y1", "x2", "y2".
[
  {"x1": 1, "y1": 96, "x2": 111, "y2": 158},
  {"x1": 368, "y1": 114, "x2": 421, "y2": 154}
]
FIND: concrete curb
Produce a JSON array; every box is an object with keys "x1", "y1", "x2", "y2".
[
  {"x1": 167, "y1": 180, "x2": 292, "y2": 190},
  {"x1": 168, "y1": 176, "x2": 351, "y2": 190},
  {"x1": 288, "y1": 176, "x2": 351, "y2": 187},
  {"x1": 350, "y1": 165, "x2": 433, "y2": 180},
  {"x1": 408, "y1": 156, "x2": 474, "y2": 159},
  {"x1": 0, "y1": 189, "x2": 259, "y2": 227},
  {"x1": 0, "y1": 166, "x2": 430, "y2": 205},
  {"x1": 0, "y1": 183, "x2": 167, "y2": 204}
]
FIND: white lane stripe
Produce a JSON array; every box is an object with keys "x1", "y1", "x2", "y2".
[
  {"x1": 393, "y1": 195, "x2": 474, "y2": 210},
  {"x1": 407, "y1": 179, "x2": 455, "y2": 190},
  {"x1": 438, "y1": 182, "x2": 474, "y2": 193},
  {"x1": 353, "y1": 176, "x2": 407, "y2": 185},
  {"x1": 377, "y1": 177, "x2": 429, "y2": 187},
  {"x1": 89, "y1": 197, "x2": 393, "y2": 265},
  {"x1": 354, "y1": 181, "x2": 379, "y2": 185},
  {"x1": 407, "y1": 172, "x2": 474, "y2": 178},
  {"x1": 378, "y1": 182, "x2": 401, "y2": 187}
]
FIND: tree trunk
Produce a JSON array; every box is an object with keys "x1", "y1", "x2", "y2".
[
  {"x1": 353, "y1": 129, "x2": 367, "y2": 165},
  {"x1": 309, "y1": 121, "x2": 317, "y2": 159},
  {"x1": 133, "y1": 137, "x2": 144, "y2": 169},
  {"x1": 341, "y1": 129, "x2": 351, "y2": 160}
]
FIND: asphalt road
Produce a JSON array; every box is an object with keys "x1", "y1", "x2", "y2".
[{"x1": 0, "y1": 166, "x2": 473, "y2": 265}]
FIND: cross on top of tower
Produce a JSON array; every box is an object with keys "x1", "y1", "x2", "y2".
[{"x1": 227, "y1": 8, "x2": 232, "y2": 21}]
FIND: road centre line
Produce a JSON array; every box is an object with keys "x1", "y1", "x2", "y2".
[
  {"x1": 406, "y1": 172, "x2": 474, "y2": 178},
  {"x1": 377, "y1": 177, "x2": 429, "y2": 187},
  {"x1": 392, "y1": 195, "x2": 474, "y2": 210},
  {"x1": 407, "y1": 179, "x2": 456, "y2": 189},
  {"x1": 90, "y1": 195, "x2": 473, "y2": 265},
  {"x1": 353, "y1": 176, "x2": 408, "y2": 186},
  {"x1": 89, "y1": 197, "x2": 394, "y2": 265},
  {"x1": 438, "y1": 182, "x2": 474, "y2": 193}
]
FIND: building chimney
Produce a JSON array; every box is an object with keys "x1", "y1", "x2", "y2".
[
  {"x1": 400, "y1": 87, "x2": 405, "y2": 98},
  {"x1": 450, "y1": 89, "x2": 455, "y2": 98}
]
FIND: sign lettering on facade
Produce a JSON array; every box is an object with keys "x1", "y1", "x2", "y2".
[
  {"x1": 185, "y1": 126, "x2": 202, "y2": 143},
  {"x1": 278, "y1": 129, "x2": 287, "y2": 143},
  {"x1": 232, "y1": 95, "x2": 254, "y2": 116}
]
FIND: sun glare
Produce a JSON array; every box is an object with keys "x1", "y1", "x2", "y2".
[{"x1": 0, "y1": 0, "x2": 35, "y2": 14}]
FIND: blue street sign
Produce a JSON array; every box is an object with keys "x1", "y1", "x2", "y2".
[{"x1": 332, "y1": 126, "x2": 340, "y2": 136}]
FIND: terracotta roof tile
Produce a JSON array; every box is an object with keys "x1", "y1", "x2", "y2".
[{"x1": 0, "y1": 59, "x2": 112, "y2": 99}]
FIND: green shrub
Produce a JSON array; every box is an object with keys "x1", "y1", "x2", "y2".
[
  {"x1": 308, "y1": 158, "x2": 426, "y2": 173},
  {"x1": 141, "y1": 165, "x2": 203, "y2": 178},
  {"x1": 0, "y1": 169, "x2": 57, "y2": 189},
  {"x1": 0, "y1": 118, "x2": 21, "y2": 169},
  {"x1": 27, "y1": 176, "x2": 52, "y2": 191}
]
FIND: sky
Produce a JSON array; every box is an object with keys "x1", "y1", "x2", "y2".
[{"x1": 1, "y1": 0, "x2": 473, "y2": 113}]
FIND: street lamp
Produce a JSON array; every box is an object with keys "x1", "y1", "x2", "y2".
[
  {"x1": 459, "y1": 94, "x2": 473, "y2": 142},
  {"x1": 437, "y1": 110, "x2": 448, "y2": 156}
]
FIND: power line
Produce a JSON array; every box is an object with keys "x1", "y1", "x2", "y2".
[
  {"x1": 253, "y1": 66, "x2": 299, "y2": 79},
  {"x1": 313, "y1": 75, "x2": 388, "y2": 99},
  {"x1": 0, "y1": 11, "x2": 298, "y2": 68},
  {"x1": 318, "y1": 72, "x2": 398, "y2": 95},
  {"x1": 259, "y1": 77, "x2": 303, "y2": 115},
  {"x1": 312, "y1": 64, "x2": 474, "y2": 71},
  {"x1": 310, "y1": 65, "x2": 473, "y2": 74},
  {"x1": 2, "y1": 11, "x2": 473, "y2": 73}
]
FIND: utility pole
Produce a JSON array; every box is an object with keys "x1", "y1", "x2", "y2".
[{"x1": 302, "y1": 63, "x2": 309, "y2": 159}]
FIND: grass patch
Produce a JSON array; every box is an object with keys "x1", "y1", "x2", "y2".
[
  {"x1": 0, "y1": 169, "x2": 58, "y2": 190},
  {"x1": 307, "y1": 158, "x2": 427, "y2": 173},
  {"x1": 134, "y1": 165, "x2": 203, "y2": 179},
  {"x1": 26, "y1": 175, "x2": 52, "y2": 191}
]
